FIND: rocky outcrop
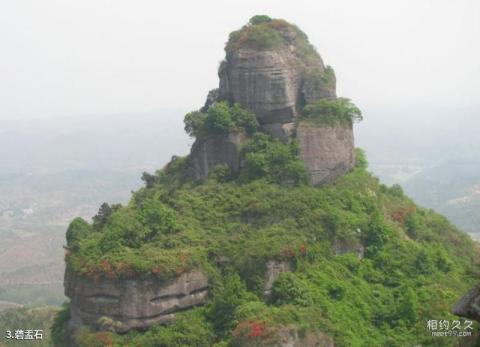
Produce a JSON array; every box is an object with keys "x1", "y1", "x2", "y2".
[
  {"x1": 190, "y1": 19, "x2": 354, "y2": 183},
  {"x1": 264, "y1": 260, "x2": 291, "y2": 297},
  {"x1": 64, "y1": 269, "x2": 208, "y2": 334},
  {"x1": 219, "y1": 28, "x2": 335, "y2": 125},
  {"x1": 189, "y1": 132, "x2": 246, "y2": 181},
  {"x1": 453, "y1": 285, "x2": 480, "y2": 322},
  {"x1": 297, "y1": 122, "x2": 356, "y2": 185}
]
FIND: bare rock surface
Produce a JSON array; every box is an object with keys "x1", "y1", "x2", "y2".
[
  {"x1": 297, "y1": 122, "x2": 356, "y2": 185},
  {"x1": 219, "y1": 23, "x2": 335, "y2": 127},
  {"x1": 453, "y1": 285, "x2": 480, "y2": 322},
  {"x1": 65, "y1": 269, "x2": 208, "y2": 333},
  {"x1": 219, "y1": 48, "x2": 303, "y2": 125}
]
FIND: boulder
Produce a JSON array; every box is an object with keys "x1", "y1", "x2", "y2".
[{"x1": 64, "y1": 269, "x2": 208, "y2": 333}]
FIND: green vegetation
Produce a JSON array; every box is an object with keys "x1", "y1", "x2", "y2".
[
  {"x1": 184, "y1": 102, "x2": 258, "y2": 138},
  {"x1": 303, "y1": 65, "x2": 336, "y2": 96},
  {"x1": 240, "y1": 133, "x2": 307, "y2": 185},
  {"x1": 248, "y1": 15, "x2": 273, "y2": 26},
  {"x1": 302, "y1": 97, "x2": 363, "y2": 125},
  {"x1": 66, "y1": 217, "x2": 92, "y2": 249},
  {"x1": 58, "y1": 143, "x2": 479, "y2": 345},
  {"x1": 226, "y1": 16, "x2": 318, "y2": 61},
  {"x1": 51, "y1": 303, "x2": 70, "y2": 347}
]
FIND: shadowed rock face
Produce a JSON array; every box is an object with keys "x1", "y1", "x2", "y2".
[
  {"x1": 189, "y1": 132, "x2": 246, "y2": 181},
  {"x1": 453, "y1": 286, "x2": 480, "y2": 322},
  {"x1": 65, "y1": 269, "x2": 208, "y2": 333}
]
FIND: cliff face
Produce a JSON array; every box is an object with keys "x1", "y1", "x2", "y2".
[
  {"x1": 297, "y1": 122, "x2": 355, "y2": 185},
  {"x1": 190, "y1": 18, "x2": 354, "y2": 183},
  {"x1": 190, "y1": 132, "x2": 246, "y2": 181},
  {"x1": 64, "y1": 269, "x2": 208, "y2": 333}
]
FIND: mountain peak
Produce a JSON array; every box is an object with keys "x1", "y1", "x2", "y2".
[{"x1": 188, "y1": 17, "x2": 357, "y2": 185}]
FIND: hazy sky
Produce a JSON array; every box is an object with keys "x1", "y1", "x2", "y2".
[{"x1": 1, "y1": 0, "x2": 479, "y2": 119}]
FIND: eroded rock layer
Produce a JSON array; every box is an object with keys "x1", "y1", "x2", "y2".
[{"x1": 65, "y1": 269, "x2": 208, "y2": 333}]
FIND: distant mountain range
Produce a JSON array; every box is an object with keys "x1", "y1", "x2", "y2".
[{"x1": 357, "y1": 105, "x2": 480, "y2": 238}]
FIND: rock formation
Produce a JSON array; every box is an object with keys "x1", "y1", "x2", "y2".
[
  {"x1": 62, "y1": 17, "x2": 356, "y2": 343},
  {"x1": 453, "y1": 285, "x2": 480, "y2": 322},
  {"x1": 64, "y1": 269, "x2": 208, "y2": 334},
  {"x1": 189, "y1": 18, "x2": 356, "y2": 184},
  {"x1": 190, "y1": 132, "x2": 246, "y2": 181}
]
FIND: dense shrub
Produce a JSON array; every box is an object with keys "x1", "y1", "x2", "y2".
[
  {"x1": 92, "y1": 202, "x2": 121, "y2": 230},
  {"x1": 227, "y1": 23, "x2": 285, "y2": 51},
  {"x1": 355, "y1": 148, "x2": 368, "y2": 169},
  {"x1": 50, "y1": 303, "x2": 70, "y2": 347},
  {"x1": 184, "y1": 102, "x2": 258, "y2": 138},
  {"x1": 226, "y1": 16, "x2": 318, "y2": 60},
  {"x1": 270, "y1": 272, "x2": 313, "y2": 306},
  {"x1": 207, "y1": 273, "x2": 257, "y2": 335},
  {"x1": 249, "y1": 15, "x2": 273, "y2": 25},
  {"x1": 66, "y1": 218, "x2": 92, "y2": 249},
  {"x1": 302, "y1": 97, "x2": 363, "y2": 125},
  {"x1": 240, "y1": 133, "x2": 307, "y2": 185}
]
